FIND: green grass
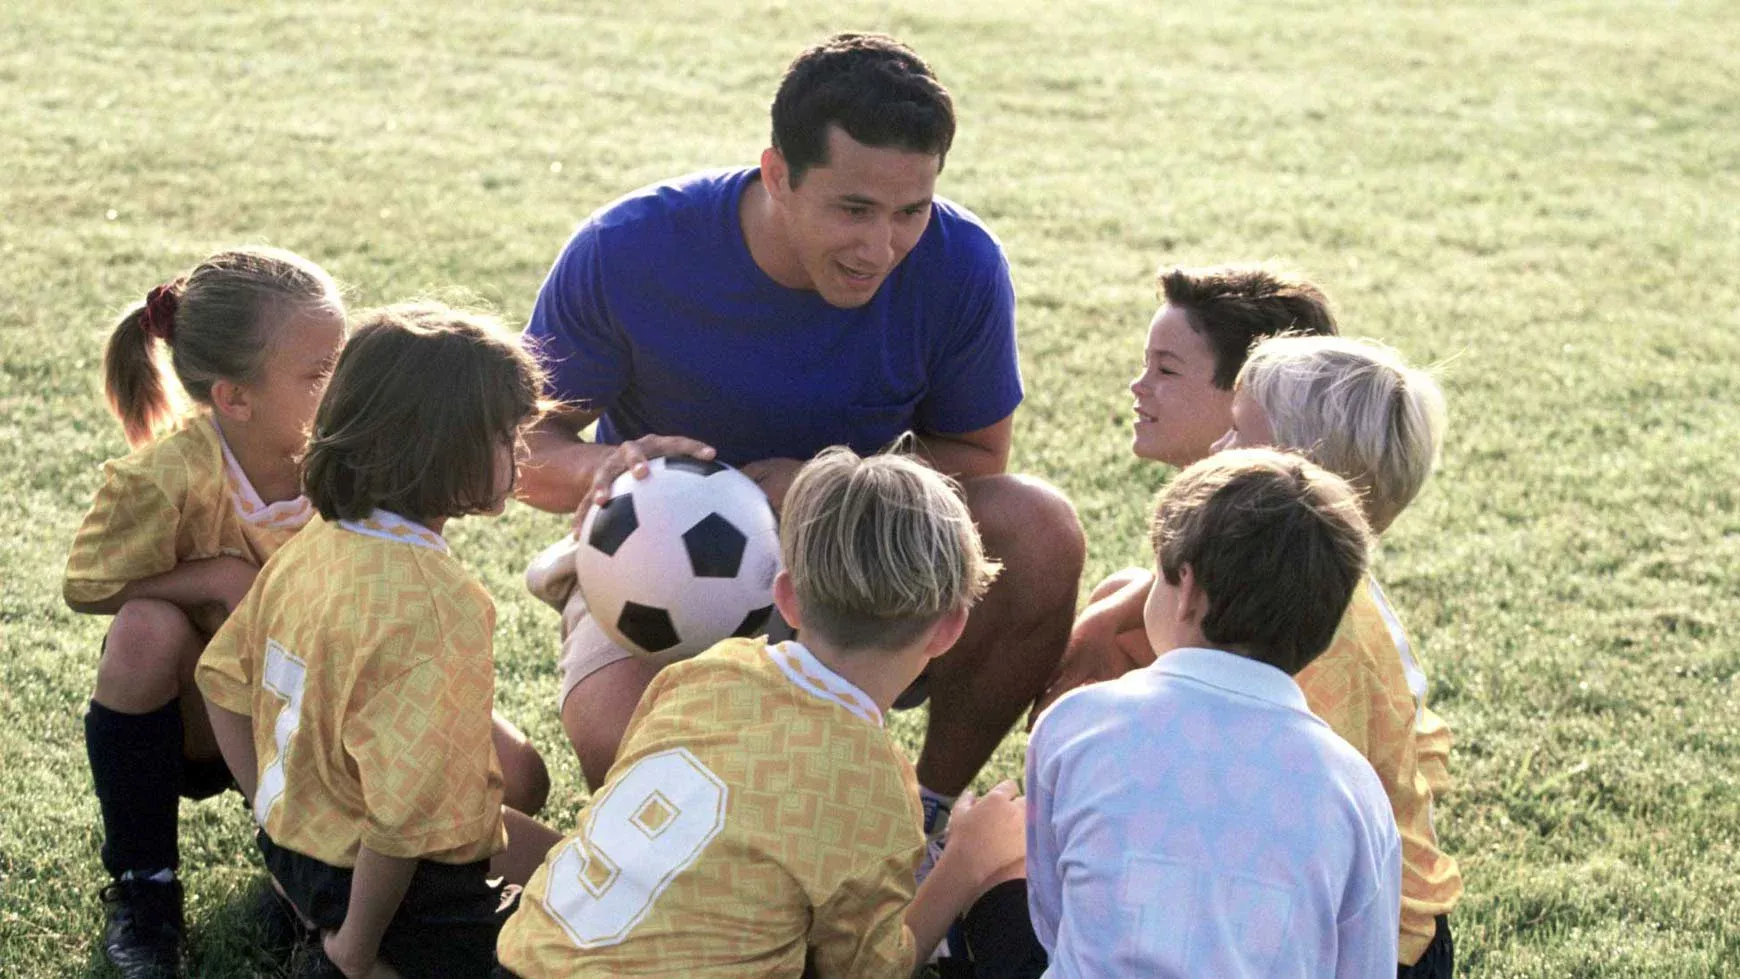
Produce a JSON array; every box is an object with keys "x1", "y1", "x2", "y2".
[{"x1": 4, "y1": 0, "x2": 1738, "y2": 974}]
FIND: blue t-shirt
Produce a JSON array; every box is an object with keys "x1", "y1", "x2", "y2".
[{"x1": 523, "y1": 168, "x2": 1023, "y2": 467}]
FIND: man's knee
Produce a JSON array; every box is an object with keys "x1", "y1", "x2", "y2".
[
  {"x1": 561, "y1": 657, "x2": 659, "y2": 790},
  {"x1": 964, "y1": 474, "x2": 1086, "y2": 604}
]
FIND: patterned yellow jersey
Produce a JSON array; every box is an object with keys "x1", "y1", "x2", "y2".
[
  {"x1": 64, "y1": 413, "x2": 313, "y2": 606},
  {"x1": 196, "y1": 511, "x2": 506, "y2": 867},
  {"x1": 1369, "y1": 578, "x2": 1455, "y2": 801},
  {"x1": 1295, "y1": 577, "x2": 1464, "y2": 965},
  {"x1": 498, "y1": 638, "x2": 923, "y2": 979}
]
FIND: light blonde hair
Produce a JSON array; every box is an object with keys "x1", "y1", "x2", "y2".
[
  {"x1": 104, "y1": 247, "x2": 344, "y2": 447},
  {"x1": 1236, "y1": 335, "x2": 1447, "y2": 532},
  {"x1": 780, "y1": 446, "x2": 1000, "y2": 652}
]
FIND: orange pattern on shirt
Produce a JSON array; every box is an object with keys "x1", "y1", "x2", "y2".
[
  {"x1": 1294, "y1": 578, "x2": 1463, "y2": 965},
  {"x1": 498, "y1": 638, "x2": 923, "y2": 978},
  {"x1": 64, "y1": 414, "x2": 309, "y2": 605},
  {"x1": 197, "y1": 516, "x2": 506, "y2": 866}
]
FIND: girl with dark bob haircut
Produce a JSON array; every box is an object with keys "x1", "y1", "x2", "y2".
[
  {"x1": 198, "y1": 302, "x2": 563, "y2": 979},
  {"x1": 304, "y1": 302, "x2": 546, "y2": 523}
]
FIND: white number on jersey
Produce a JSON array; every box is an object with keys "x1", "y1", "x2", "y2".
[
  {"x1": 253, "y1": 638, "x2": 308, "y2": 828},
  {"x1": 543, "y1": 748, "x2": 729, "y2": 948}
]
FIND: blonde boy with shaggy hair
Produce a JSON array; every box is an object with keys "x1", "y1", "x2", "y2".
[
  {"x1": 1215, "y1": 335, "x2": 1461, "y2": 978},
  {"x1": 498, "y1": 448, "x2": 1034, "y2": 979}
]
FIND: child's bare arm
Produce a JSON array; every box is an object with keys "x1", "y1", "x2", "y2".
[
  {"x1": 66, "y1": 555, "x2": 257, "y2": 617},
  {"x1": 1032, "y1": 573, "x2": 1155, "y2": 720},
  {"x1": 905, "y1": 781, "x2": 1027, "y2": 962},
  {"x1": 322, "y1": 845, "x2": 416, "y2": 979},
  {"x1": 204, "y1": 703, "x2": 258, "y2": 806}
]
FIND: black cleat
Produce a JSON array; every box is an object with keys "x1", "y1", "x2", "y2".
[{"x1": 99, "y1": 877, "x2": 184, "y2": 978}]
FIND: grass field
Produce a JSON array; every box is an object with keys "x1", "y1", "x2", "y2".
[{"x1": 4, "y1": 0, "x2": 1738, "y2": 974}]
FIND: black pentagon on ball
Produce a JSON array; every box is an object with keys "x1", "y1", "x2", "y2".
[
  {"x1": 616, "y1": 601, "x2": 680, "y2": 653},
  {"x1": 730, "y1": 604, "x2": 774, "y2": 639},
  {"x1": 588, "y1": 493, "x2": 638, "y2": 557},
  {"x1": 663, "y1": 455, "x2": 728, "y2": 477},
  {"x1": 682, "y1": 513, "x2": 747, "y2": 578}
]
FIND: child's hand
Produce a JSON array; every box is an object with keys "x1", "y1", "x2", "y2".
[{"x1": 939, "y1": 780, "x2": 1027, "y2": 897}]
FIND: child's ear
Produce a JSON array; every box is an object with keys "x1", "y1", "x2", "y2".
[
  {"x1": 1174, "y1": 564, "x2": 1207, "y2": 627},
  {"x1": 922, "y1": 605, "x2": 970, "y2": 661},
  {"x1": 771, "y1": 570, "x2": 804, "y2": 633},
  {"x1": 209, "y1": 379, "x2": 253, "y2": 423}
]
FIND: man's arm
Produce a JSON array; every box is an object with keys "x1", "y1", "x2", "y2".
[
  {"x1": 915, "y1": 415, "x2": 1012, "y2": 482},
  {"x1": 517, "y1": 404, "x2": 717, "y2": 518},
  {"x1": 517, "y1": 404, "x2": 610, "y2": 516}
]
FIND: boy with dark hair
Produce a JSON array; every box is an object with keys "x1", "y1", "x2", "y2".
[
  {"x1": 1035, "y1": 262, "x2": 1337, "y2": 714},
  {"x1": 1027, "y1": 449, "x2": 1401, "y2": 977},
  {"x1": 498, "y1": 448, "x2": 1038, "y2": 978}
]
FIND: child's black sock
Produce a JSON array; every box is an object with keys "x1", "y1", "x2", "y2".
[{"x1": 86, "y1": 699, "x2": 185, "y2": 879}]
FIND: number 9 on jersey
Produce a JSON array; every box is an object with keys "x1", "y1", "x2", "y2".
[{"x1": 543, "y1": 748, "x2": 730, "y2": 948}]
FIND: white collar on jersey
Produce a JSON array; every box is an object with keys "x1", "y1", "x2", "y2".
[
  {"x1": 337, "y1": 509, "x2": 449, "y2": 553},
  {"x1": 1150, "y1": 646, "x2": 1313, "y2": 715},
  {"x1": 766, "y1": 640, "x2": 884, "y2": 728},
  {"x1": 212, "y1": 417, "x2": 314, "y2": 532}
]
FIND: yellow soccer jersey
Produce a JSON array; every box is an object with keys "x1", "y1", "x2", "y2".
[
  {"x1": 64, "y1": 413, "x2": 313, "y2": 606},
  {"x1": 1368, "y1": 579, "x2": 1455, "y2": 801},
  {"x1": 1295, "y1": 577, "x2": 1464, "y2": 965},
  {"x1": 498, "y1": 638, "x2": 923, "y2": 979},
  {"x1": 196, "y1": 511, "x2": 506, "y2": 868}
]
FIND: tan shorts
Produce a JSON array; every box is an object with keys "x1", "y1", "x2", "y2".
[
  {"x1": 525, "y1": 534, "x2": 632, "y2": 711},
  {"x1": 554, "y1": 609, "x2": 635, "y2": 711},
  {"x1": 525, "y1": 533, "x2": 791, "y2": 712}
]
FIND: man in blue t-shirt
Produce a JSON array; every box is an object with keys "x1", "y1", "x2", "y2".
[{"x1": 519, "y1": 34, "x2": 1085, "y2": 830}]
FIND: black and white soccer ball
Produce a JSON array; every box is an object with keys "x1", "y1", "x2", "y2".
[{"x1": 576, "y1": 456, "x2": 785, "y2": 664}]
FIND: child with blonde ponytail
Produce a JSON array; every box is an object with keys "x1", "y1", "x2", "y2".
[{"x1": 65, "y1": 246, "x2": 348, "y2": 977}]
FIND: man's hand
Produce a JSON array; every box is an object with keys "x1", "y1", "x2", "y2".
[
  {"x1": 573, "y1": 435, "x2": 718, "y2": 531},
  {"x1": 738, "y1": 457, "x2": 805, "y2": 513}
]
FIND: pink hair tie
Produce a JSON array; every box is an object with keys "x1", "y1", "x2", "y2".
[{"x1": 141, "y1": 282, "x2": 180, "y2": 342}]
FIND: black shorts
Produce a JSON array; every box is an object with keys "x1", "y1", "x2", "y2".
[
  {"x1": 937, "y1": 879, "x2": 1049, "y2": 979},
  {"x1": 1398, "y1": 915, "x2": 1454, "y2": 979},
  {"x1": 257, "y1": 830, "x2": 518, "y2": 979},
  {"x1": 181, "y1": 754, "x2": 235, "y2": 801}
]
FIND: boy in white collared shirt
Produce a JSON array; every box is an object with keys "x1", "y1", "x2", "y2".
[
  {"x1": 499, "y1": 447, "x2": 1038, "y2": 978},
  {"x1": 1027, "y1": 448, "x2": 1401, "y2": 978}
]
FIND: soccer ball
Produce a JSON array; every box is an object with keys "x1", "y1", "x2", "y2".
[{"x1": 576, "y1": 456, "x2": 785, "y2": 664}]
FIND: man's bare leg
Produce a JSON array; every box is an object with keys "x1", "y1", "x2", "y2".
[
  {"x1": 560, "y1": 656, "x2": 660, "y2": 791},
  {"x1": 918, "y1": 474, "x2": 1084, "y2": 796}
]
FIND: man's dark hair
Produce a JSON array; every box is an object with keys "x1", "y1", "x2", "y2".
[
  {"x1": 1150, "y1": 448, "x2": 1372, "y2": 675},
  {"x1": 303, "y1": 303, "x2": 545, "y2": 524},
  {"x1": 1159, "y1": 264, "x2": 1339, "y2": 389},
  {"x1": 771, "y1": 33, "x2": 955, "y2": 185}
]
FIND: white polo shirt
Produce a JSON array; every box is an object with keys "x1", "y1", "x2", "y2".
[{"x1": 1026, "y1": 646, "x2": 1401, "y2": 978}]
